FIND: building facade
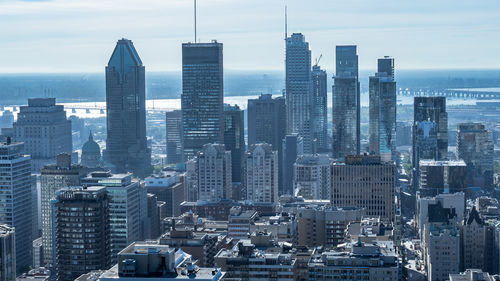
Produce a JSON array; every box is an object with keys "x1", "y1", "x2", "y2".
[
  {"x1": 244, "y1": 143, "x2": 279, "y2": 203},
  {"x1": 294, "y1": 154, "x2": 331, "y2": 200},
  {"x1": 223, "y1": 104, "x2": 245, "y2": 183},
  {"x1": 282, "y1": 134, "x2": 303, "y2": 196},
  {"x1": 311, "y1": 65, "x2": 328, "y2": 152},
  {"x1": 181, "y1": 41, "x2": 224, "y2": 159},
  {"x1": 418, "y1": 160, "x2": 467, "y2": 197},
  {"x1": 0, "y1": 225, "x2": 15, "y2": 281},
  {"x1": 165, "y1": 110, "x2": 184, "y2": 165},
  {"x1": 332, "y1": 46, "x2": 360, "y2": 159},
  {"x1": 105, "y1": 38, "x2": 151, "y2": 177}
]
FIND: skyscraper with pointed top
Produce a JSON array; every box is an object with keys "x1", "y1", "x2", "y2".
[{"x1": 105, "y1": 38, "x2": 151, "y2": 178}]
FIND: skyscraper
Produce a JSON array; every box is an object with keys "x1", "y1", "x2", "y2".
[
  {"x1": 40, "y1": 154, "x2": 87, "y2": 269},
  {"x1": 369, "y1": 56, "x2": 397, "y2": 162},
  {"x1": 54, "y1": 186, "x2": 111, "y2": 281},
  {"x1": 165, "y1": 110, "x2": 183, "y2": 164},
  {"x1": 457, "y1": 123, "x2": 494, "y2": 189},
  {"x1": 418, "y1": 160, "x2": 467, "y2": 197},
  {"x1": 181, "y1": 41, "x2": 224, "y2": 159},
  {"x1": 332, "y1": 46, "x2": 360, "y2": 159},
  {"x1": 0, "y1": 225, "x2": 15, "y2": 281},
  {"x1": 311, "y1": 65, "x2": 328, "y2": 152},
  {"x1": 244, "y1": 143, "x2": 279, "y2": 203},
  {"x1": 0, "y1": 140, "x2": 32, "y2": 272},
  {"x1": 223, "y1": 104, "x2": 245, "y2": 183},
  {"x1": 247, "y1": 94, "x2": 286, "y2": 149},
  {"x1": 286, "y1": 33, "x2": 313, "y2": 153},
  {"x1": 105, "y1": 38, "x2": 151, "y2": 178},
  {"x1": 282, "y1": 134, "x2": 303, "y2": 196},
  {"x1": 13, "y1": 98, "x2": 72, "y2": 172}
]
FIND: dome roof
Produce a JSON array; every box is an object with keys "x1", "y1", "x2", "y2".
[{"x1": 82, "y1": 131, "x2": 100, "y2": 154}]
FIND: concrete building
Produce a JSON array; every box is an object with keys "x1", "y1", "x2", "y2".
[
  {"x1": 145, "y1": 172, "x2": 184, "y2": 217},
  {"x1": 54, "y1": 187, "x2": 111, "y2": 281},
  {"x1": 425, "y1": 224, "x2": 460, "y2": 281},
  {"x1": 418, "y1": 160, "x2": 467, "y2": 197},
  {"x1": 331, "y1": 155, "x2": 395, "y2": 221},
  {"x1": 82, "y1": 172, "x2": 145, "y2": 263},
  {"x1": 296, "y1": 206, "x2": 364, "y2": 248},
  {"x1": 223, "y1": 104, "x2": 244, "y2": 183},
  {"x1": 165, "y1": 110, "x2": 183, "y2": 164},
  {"x1": 181, "y1": 41, "x2": 224, "y2": 159},
  {"x1": 0, "y1": 140, "x2": 33, "y2": 271},
  {"x1": 311, "y1": 65, "x2": 328, "y2": 152},
  {"x1": 40, "y1": 153, "x2": 87, "y2": 268},
  {"x1": 307, "y1": 240, "x2": 399, "y2": 281},
  {"x1": 96, "y1": 242, "x2": 225, "y2": 281},
  {"x1": 81, "y1": 132, "x2": 102, "y2": 169},
  {"x1": 286, "y1": 33, "x2": 313, "y2": 154},
  {"x1": 244, "y1": 143, "x2": 279, "y2": 203},
  {"x1": 32, "y1": 238, "x2": 42, "y2": 270},
  {"x1": 13, "y1": 98, "x2": 72, "y2": 172},
  {"x1": 449, "y1": 269, "x2": 499, "y2": 281},
  {"x1": 105, "y1": 38, "x2": 151, "y2": 178},
  {"x1": 227, "y1": 207, "x2": 258, "y2": 239},
  {"x1": 332, "y1": 45, "x2": 360, "y2": 159},
  {"x1": 457, "y1": 123, "x2": 494, "y2": 189},
  {"x1": 293, "y1": 154, "x2": 331, "y2": 200},
  {"x1": 282, "y1": 134, "x2": 303, "y2": 196},
  {"x1": 0, "y1": 225, "x2": 15, "y2": 281},
  {"x1": 416, "y1": 192, "x2": 465, "y2": 239},
  {"x1": 460, "y1": 207, "x2": 487, "y2": 272},
  {"x1": 187, "y1": 144, "x2": 232, "y2": 202},
  {"x1": 369, "y1": 56, "x2": 397, "y2": 162}
]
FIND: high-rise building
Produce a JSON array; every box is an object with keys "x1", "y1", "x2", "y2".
[
  {"x1": 331, "y1": 155, "x2": 395, "y2": 221},
  {"x1": 0, "y1": 225, "x2": 15, "y2": 281},
  {"x1": 332, "y1": 46, "x2": 360, "y2": 159},
  {"x1": 244, "y1": 143, "x2": 279, "y2": 203},
  {"x1": 294, "y1": 154, "x2": 331, "y2": 200},
  {"x1": 282, "y1": 134, "x2": 303, "y2": 196},
  {"x1": 187, "y1": 143, "x2": 231, "y2": 202},
  {"x1": 165, "y1": 110, "x2": 184, "y2": 164},
  {"x1": 0, "y1": 140, "x2": 32, "y2": 271},
  {"x1": 13, "y1": 98, "x2": 72, "y2": 172},
  {"x1": 413, "y1": 97, "x2": 447, "y2": 163},
  {"x1": 457, "y1": 123, "x2": 494, "y2": 189},
  {"x1": 369, "y1": 56, "x2": 397, "y2": 162},
  {"x1": 223, "y1": 104, "x2": 245, "y2": 183},
  {"x1": 80, "y1": 132, "x2": 102, "y2": 169},
  {"x1": 105, "y1": 38, "x2": 151, "y2": 178},
  {"x1": 40, "y1": 154, "x2": 87, "y2": 268},
  {"x1": 54, "y1": 186, "x2": 111, "y2": 281},
  {"x1": 418, "y1": 160, "x2": 467, "y2": 197},
  {"x1": 286, "y1": 33, "x2": 313, "y2": 153},
  {"x1": 311, "y1": 65, "x2": 328, "y2": 152},
  {"x1": 145, "y1": 171, "x2": 184, "y2": 217},
  {"x1": 81, "y1": 171, "x2": 145, "y2": 263},
  {"x1": 460, "y1": 207, "x2": 487, "y2": 272},
  {"x1": 181, "y1": 41, "x2": 224, "y2": 159}
]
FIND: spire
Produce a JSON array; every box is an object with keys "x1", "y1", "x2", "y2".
[{"x1": 88, "y1": 130, "x2": 94, "y2": 142}]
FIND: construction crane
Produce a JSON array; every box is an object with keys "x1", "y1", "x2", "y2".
[{"x1": 314, "y1": 54, "x2": 323, "y2": 67}]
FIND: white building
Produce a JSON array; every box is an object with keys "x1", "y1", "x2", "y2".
[
  {"x1": 424, "y1": 224, "x2": 460, "y2": 281},
  {"x1": 416, "y1": 192, "x2": 464, "y2": 239},
  {"x1": 293, "y1": 154, "x2": 330, "y2": 200},
  {"x1": 244, "y1": 143, "x2": 278, "y2": 203}
]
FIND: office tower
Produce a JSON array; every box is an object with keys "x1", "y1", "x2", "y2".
[
  {"x1": 332, "y1": 46, "x2": 360, "y2": 159},
  {"x1": 144, "y1": 194, "x2": 161, "y2": 240},
  {"x1": 286, "y1": 33, "x2": 313, "y2": 153},
  {"x1": 0, "y1": 225, "x2": 15, "y2": 281},
  {"x1": 294, "y1": 154, "x2": 331, "y2": 200},
  {"x1": 80, "y1": 132, "x2": 101, "y2": 169},
  {"x1": 32, "y1": 237, "x2": 42, "y2": 270},
  {"x1": 181, "y1": 41, "x2": 224, "y2": 159},
  {"x1": 54, "y1": 187, "x2": 111, "y2": 281},
  {"x1": 425, "y1": 225, "x2": 460, "y2": 281},
  {"x1": 105, "y1": 38, "x2": 151, "y2": 178},
  {"x1": 40, "y1": 154, "x2": 87, "y2": 268},
  {"x1": 223, "y1": 104, "x2": 245, "y2": 183},
  {"x1": 13, "y1": 98, "x2": 72, "y2": 172},
  {"x1": 396, "y1": 122, "x2": 413, "y2": 146},
  {"x1": 145, "y1": 171, "x2": 184, "y2": 217},
  {"x1": 457, "y1": 123, "x2": 494, "y2": 189},
  {"x1": 0, "y1": 140, "x2": 32, "y2": 271},
  {"x1": 185, "y1": 159, "x2": 199, "y2": 202},
  {"x1": 244, "y1": 143, "x2": 279, "y2": 203},
  {"x1": 189, "y1": 143, "x2": 232, "y2": 202},
  {"x1": 418, "y1": 160, "x2": 467, "y2": 197},
  {"x1": 81, "y1": 171, "x2": 145, "y2": 263},
  {"x1": 165, "y1": 110, "x2": 183, "y2": 164},
  {"x1": 0, "y1": 110, "x2": 14, "y2": 129},
  {"x1": 369, "y1": 57, "x2": 397, "y2": 162},
  {"x1": 311, "y1": 65, "x2": 328, "y2": 152},
  {"x1": 331, "y1": 155, "x2": 395, "y2": 221},
  {"x1": 282, "y1": 134, "x2": 303, "y2": 196}
]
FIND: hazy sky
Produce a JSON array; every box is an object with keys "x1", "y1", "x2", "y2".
[{"x1": 1, "y1": 0, "x2": 499, "y2": 73}]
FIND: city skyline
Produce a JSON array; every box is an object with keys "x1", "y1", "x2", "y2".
[{"x1": 1, "y1": 0, "x2": 500, "y2": 73}]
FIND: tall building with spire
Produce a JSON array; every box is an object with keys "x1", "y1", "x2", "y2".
[
  {"x1": 332, "y1": 46, "x2": 360, "y2": 159},
  {"x1": 286, "y1": 33, "x2": 313, "y2": 154},
  {"x1": 369, "y1": 56, "x2": 397, "y2": 162},
  {"x1": 105, "y1": 38, "x2": 151, "y2": 178},
  {"x1": 181, "y1": 41, "x2": 224, "y2": 160}
]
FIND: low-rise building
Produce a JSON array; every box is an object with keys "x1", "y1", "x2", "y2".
[{"x1": 228, "y1": 207, "x2": 258, "y2": 239}]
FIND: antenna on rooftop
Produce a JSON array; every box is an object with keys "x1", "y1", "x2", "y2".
[{"x1": 194, "y1": 0, "x2": 197, "y2": 43}]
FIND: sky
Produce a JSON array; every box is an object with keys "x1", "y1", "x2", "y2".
[{"x1": 0, "y1": 0, "x2": 499, "y2": 73}]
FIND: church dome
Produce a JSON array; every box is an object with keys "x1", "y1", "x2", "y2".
[{"x1": 82, "y1": 131, "x2": 100, "y2": 154}]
